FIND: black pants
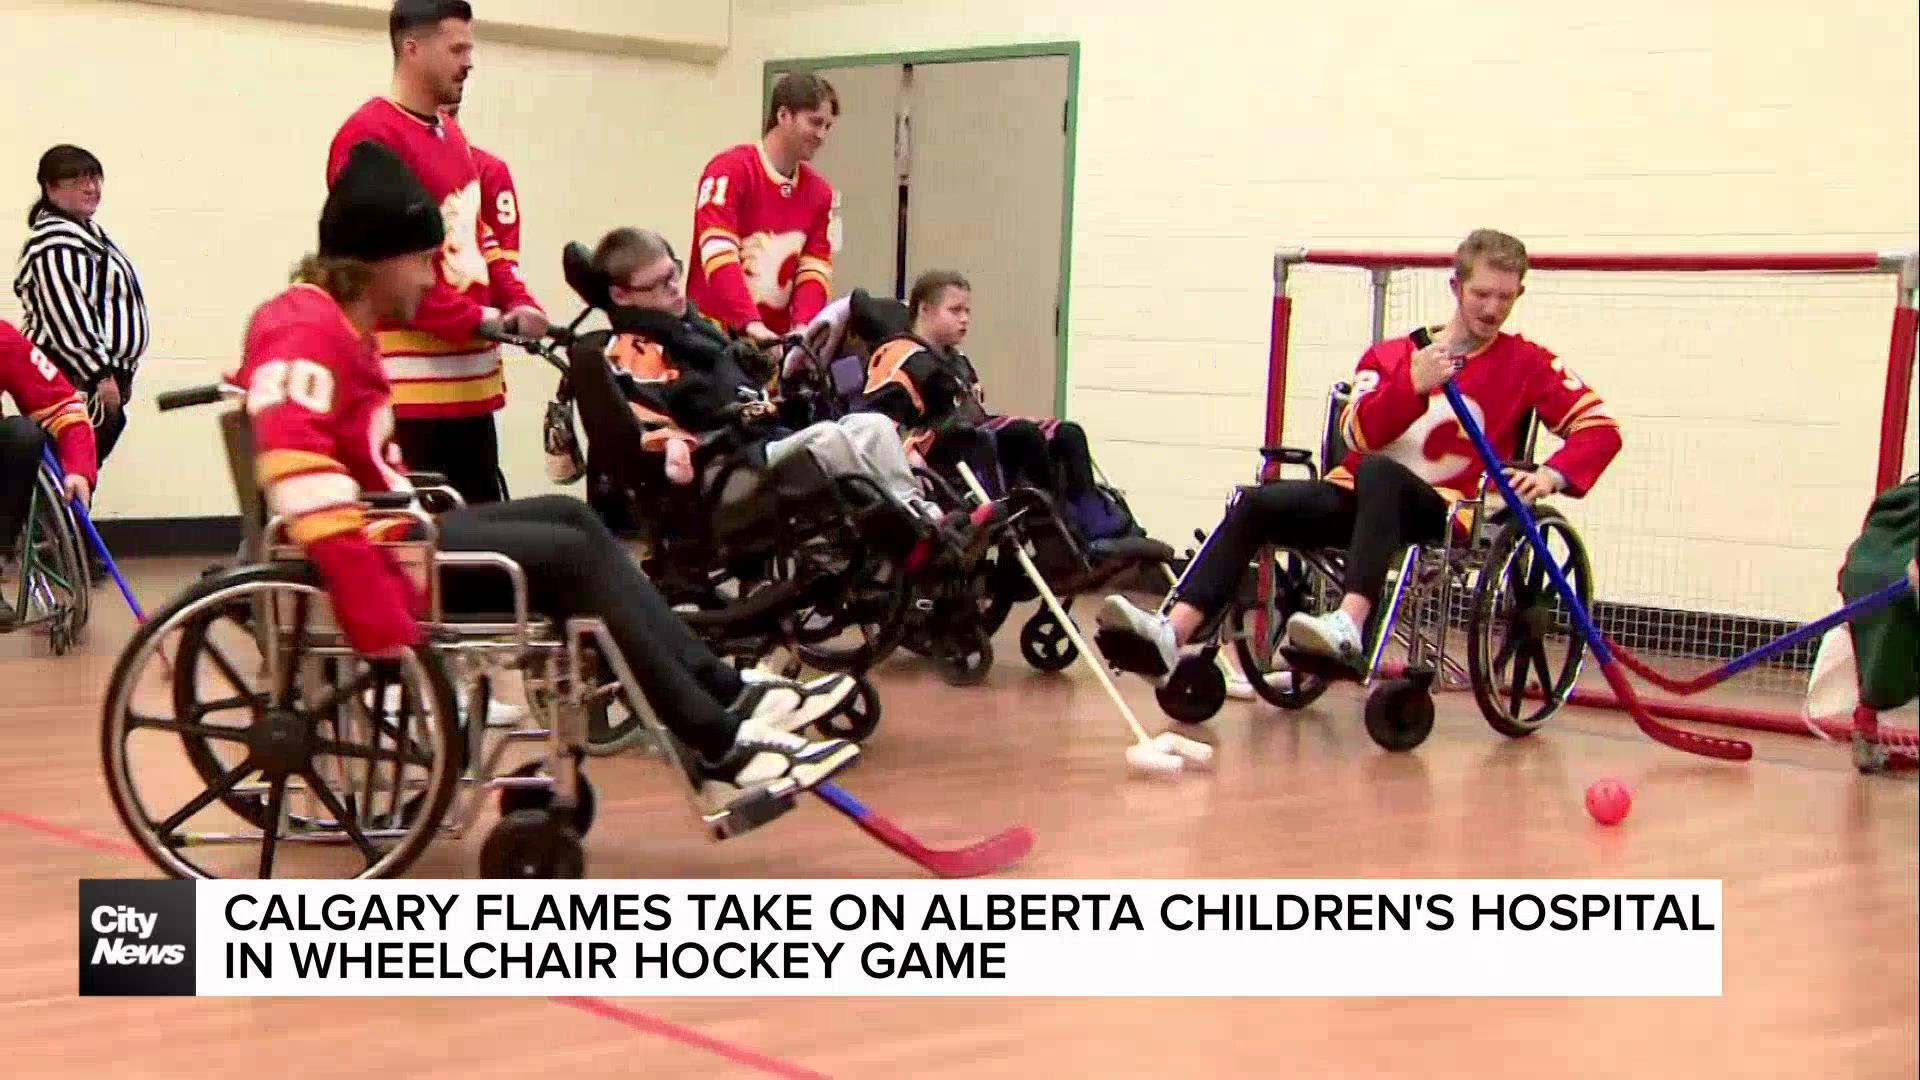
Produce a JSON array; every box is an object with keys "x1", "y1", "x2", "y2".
[
  {"x1": 429, "y1": 495, "x2": 745, "y2": 758},
  {"x1": 928, "y1": 421, "x2": 1054, "y2": 498},
  {"x1": 92, "y1": 370, "x2": 133, "y2": 468},
  {"x1": 395, "y1": 414, "x2": 506, "y2": 506},
  {"x1": 1177, "y1": 454, "x2": 1450, "y2": 615},
  {"x1": 1046, "y1": 421, "x2": 1099, "y2": 496},
  {"x1": 0, "y1": 417, "x2": 47, "y2": 555}
]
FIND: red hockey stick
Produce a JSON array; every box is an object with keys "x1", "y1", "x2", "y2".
[{"x1": 812, "y1": 783, "x2": 1035, "y2": 878}]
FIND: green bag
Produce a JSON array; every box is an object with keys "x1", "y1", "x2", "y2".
[{"x1": 1839, "y1": 475, "x2": 1919, "y2": 710}]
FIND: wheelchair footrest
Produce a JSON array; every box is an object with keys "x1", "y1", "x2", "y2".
[
  {"x1": 703, "y1": 786, "x2": 799, "y2": 841},
  {"x1": 1276, "y1": 646, "x2": 1368, "y2": 685}
]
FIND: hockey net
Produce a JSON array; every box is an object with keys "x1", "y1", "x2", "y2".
[{"x1": 1263, "y1": 246, "x2": 1918, "y2": 760}]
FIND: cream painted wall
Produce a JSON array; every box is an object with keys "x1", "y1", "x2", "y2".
[
  {"x1": 1, "y1": 0, "x2": 736, "y2": 520},
  {"x1": 3, "y1": 0, "x2": 1914, "y2": 621},
  {"x1": 726, "y1": 0, "x2": 1919, "y2": 619}
]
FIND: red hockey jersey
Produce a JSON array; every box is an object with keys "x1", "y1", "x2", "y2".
[
  {"x1": 472, "y1": 143, "x2": 525, "y2": 279},
  {"x1": 238, "y1": 284, "x2": 422, "y2": 654},
  {"x1": 1327, "y1": 327, "x2": 1622, "y2": 529},
  {"x1": 327, "y1": 98, "x2": 539, "y2": 419},
  {"x1": 1, "y1": 318, "x2": 97, "y2": 485},
  {"x1": 686, "y1": 142, "x2": 837, "y2": 335}
]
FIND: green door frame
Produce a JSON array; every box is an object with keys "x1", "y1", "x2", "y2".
[{"x1": 764, "y1": 42, "x2": 1081, "y2": 416}]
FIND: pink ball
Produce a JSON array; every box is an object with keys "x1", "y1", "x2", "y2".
[{"x1": 1585, "y1": 778, "x2": 1631, "y2": 825}]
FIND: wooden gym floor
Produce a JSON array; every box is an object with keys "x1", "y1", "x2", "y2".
[{"x1": 1, "y1": 557, "x2": 1914, "y2": 1079}]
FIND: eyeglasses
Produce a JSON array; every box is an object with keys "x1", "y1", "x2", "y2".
[{"x1": 625, "y1": 259, "x2": 684, "y2": 294}]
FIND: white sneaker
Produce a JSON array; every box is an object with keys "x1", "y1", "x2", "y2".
[
  {"x1": 1094, "y1": 594, "x2": 1179, "y2": 681},
  {"x1": 1285, "y1": 610, "x2": 1363, "y2": 664},
  {"x1": 692, "y1": 719, "x2": 861, "y2": 817},
  {"x1": 731, "y1": 672, "x2": 858, "y2": 734},
  {"x1": 482, "y1": 697, "x2": 528, "y2": 728}
]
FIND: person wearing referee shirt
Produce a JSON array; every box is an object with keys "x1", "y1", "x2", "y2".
[{"x1": 12, "y1": 144, "x2": 150, "y2": 484}]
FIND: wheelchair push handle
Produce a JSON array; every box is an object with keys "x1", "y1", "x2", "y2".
[
  {"x1": 477, "y1": 320, "x2": 578, "y2": 377},
  {"x1": 156, "y1": 383, "x2": 237, "y2": 411}
]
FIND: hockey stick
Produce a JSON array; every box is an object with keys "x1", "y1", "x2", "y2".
[
  {"x1": 1438, "y1": 379, "x2": 1753, "y2": 762},
  {"x1": 41, "y1": 444, "x2": 147, "y2": 621},
  {"x1": 1605, "y1": 578, "x2": 1913, "y2": 695},
  {"x1": 811, "y1": 782, "x2": 1034, "y2": 878}
]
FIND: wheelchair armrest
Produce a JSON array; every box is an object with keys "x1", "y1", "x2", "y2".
[
  {"x1": 1259, "y1": 446, "x2": 1315, "y2": 467},
  {"x1": 363, "y1": 491, "x2": 416, "y2": 510}
]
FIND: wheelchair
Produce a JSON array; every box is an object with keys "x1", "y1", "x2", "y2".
[
  {"x1": 1135, "y1": 380, "x2": 1594, "y2": 752},
  {"x1": 505, "y1": 244, "x2": 924, "y2": 746},
  {"x1": 781, "y1": 294, "x2": 1181, "y2": 686},
  {"x1": 2, "y1": 453, "x2": 91, "y2": 654},
  {"x1": 99, "y1": 386, "x2": 804, "y2": 881}
]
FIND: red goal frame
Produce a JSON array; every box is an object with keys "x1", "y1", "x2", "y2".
[{"x1": 1261, "y1": 245, "x2": 1919, "y2": 741}]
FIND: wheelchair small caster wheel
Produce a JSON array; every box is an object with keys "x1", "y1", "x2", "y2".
[
  {"x1": 1156, "y1": 655, "x2": 1228, "y2": 724},
  {"x1": 1364, "y1": 677, "x2": 1434, "y2": 752},
  {"x1": 497, "y1": 760, "x2": 597, "y2": 836},
  {"x1": 1018, "y1": 610, "x2": 1078, "y2": 672},
  {"x1": 479, "y1": 808, "x2": 585, "y2": 879},
  {"x1": 814, "y1": 676, "x2": 881, "y2": 742},
  {"x1": 935, "y1": 628, "x2": 994, "y2": 687}
]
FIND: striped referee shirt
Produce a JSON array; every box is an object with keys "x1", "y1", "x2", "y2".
[{"x1": 12, "y1": 206, "x2": 150, "y2": 390}]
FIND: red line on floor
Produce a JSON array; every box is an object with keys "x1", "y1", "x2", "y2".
[
  {"x1": 0, "y1": 810, "x2": 143, "y2": 858},
  {"x1": 0, "y1": 811, "x2": 830, "y2": 1079},
  {"x1": 554, "y1": 996, "x2": 832, "y2": 1080}
]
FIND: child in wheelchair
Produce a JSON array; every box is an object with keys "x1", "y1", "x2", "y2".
[
  {"x1": 0, "y1": 318, "x2": 97, "y2": 631},
  {"x1": 236, "y1": 141, "x2": 863, "y2": 823},
  {"x1": 1097, "y1": 228, "x2": 1623, "y2": 683},
  {"x1": 858, "y1": 270, "x2": 1139, "y2": 545},
  {"x1": 583, "y1": 227, "x2": 1000, "y2": 574}
]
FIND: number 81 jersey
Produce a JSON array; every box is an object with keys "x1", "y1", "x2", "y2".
[{"x1": 237, "y1": 284, "x2": 413, "y2": 547}]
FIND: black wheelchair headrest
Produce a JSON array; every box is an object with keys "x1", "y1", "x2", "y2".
[
  {"x1": 562, "y1": 329, "x2": 650, "y2": 485},
  {"x1": 562, "y1": 241, "x2": 613, "y2": 311},
  {"x1": 849, "y1": 288, "x2": 911, "y2": 344}
]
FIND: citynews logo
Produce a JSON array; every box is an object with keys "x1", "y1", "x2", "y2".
[
  {"x1": 90, "y1": 906, "x2": 186, "y2": 965},
  {"x1": 79, "y1": 880, "x2": 197, "y2": 996}
]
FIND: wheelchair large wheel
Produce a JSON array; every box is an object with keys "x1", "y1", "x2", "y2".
[
  {"x1": 101, "y1": 562, "x2": 463, "y2": 880},
  {"x1": 1467, "y1": 509, "x2": 1593, "y2": 739},
  {"x1": 11, "y1": 471, "x2": 92, "y2": 653},
  {"x1": 1229, "y1": 550, "x2": 1333, "y2": 711},
  {"x1": 789, "y1": 535, "x2": 911, "y2": 673}
]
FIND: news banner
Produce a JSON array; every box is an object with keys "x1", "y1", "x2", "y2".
[{"x1": 79, "y1": 879, "x2": 1722, "y2": 997}]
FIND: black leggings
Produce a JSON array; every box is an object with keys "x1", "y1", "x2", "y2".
[
  {"x1": 1176, "y1": 454, "x2": 1450, "y2": 616},
  {"x1": 0, "y1": 417, "x2": 47, "y2": 555},
  {"x1": 428, "y1": 495, "x2": 744, "y2": 758},
  {"x1": 1045, "y1": 421, "x2": 1099, "y2": 496},
  {"x1": 927, "y1": 421, "x2": 1056, "y2": 498}
]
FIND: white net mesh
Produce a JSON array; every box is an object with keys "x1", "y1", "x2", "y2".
[{"x1": 1275, "y1": 255, "x2": 1915, "y2": 713}]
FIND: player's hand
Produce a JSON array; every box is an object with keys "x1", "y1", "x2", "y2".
[
  {"x1": 94, "y1": 379, "x2": 124, "y2": 416},
  {"x1": 1504, "y1": 467, "x2": 1559, "y2": 503},
  {"x1": 502, "y1": 306, "x2": 549, "y2": 338},
  {"x1": 62, "y1": 473, "x2": 92, "y2": 507},
  {"x1": 742, "y1": 321, "x2": 780, "y2": 348},
  {"x1": 1410, "y1": 343, "x2": 1457, "y2": 394}
]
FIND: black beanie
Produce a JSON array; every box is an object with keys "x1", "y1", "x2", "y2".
[{"x1": 319, "y1": 140, "x2": 446, "y2": 262}]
